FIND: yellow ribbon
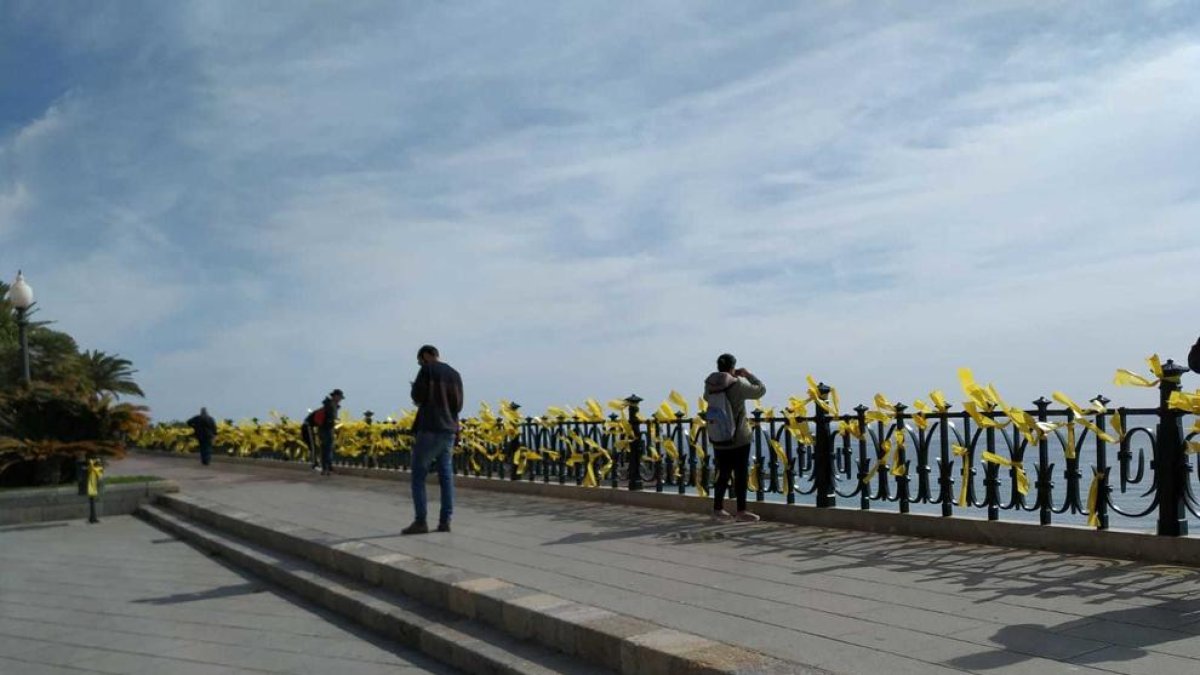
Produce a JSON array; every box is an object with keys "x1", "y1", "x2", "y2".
[
  {"x1": 668, "y1": 390, "x2": 690, "y2": 416},
  {"x1": 837, "y1": 419, "x2": 863, "y2": 440},
  {"x1": 1113, "y1": 370, "x2": 1157, "y2": 388},
  {"x1": 661, "y1": 438, "x2": 680, "y2": 463},
  {"x1": 862, "y1": 431, "x2": 904, "y2": 484},
  {"x1": 1169, "y1": 391, "x2": 1200, "y2": 414},
  {"x1": 747, "y1": 464, "x2": 760, "y2": 493},
  {"x1": 789, "y1": 421, "x2": 815, "y2": 445},
  {"x1": 952, "y1": 445, "x2": 970, "y2": 506},
  {"x1": 958, "y1": 368, "x2": 992, "y2": 408},
  {"x1": 930, "y1": 390, "x2": 949, "y2": 411},
  {"x1": 964, "y1": 401, "x2": 1007, "y2": 429},
  {"x1": 654, "y1": 402, "x2": 675, "y2": 422},
  {"x1": 1086, "y1": 468, "x2": 1106, "y2": 528},
  {"x1": 694, "y1": 465, "x2": 708, "y2": 497},
  {"x1": 768, "y1": 439, "x2": 788, "y2": 467},
  {"x1": 864, "y1": 410, "x2": 890, "y2": 425},
  {"x1": 980, "y1": 451, "x2": 1029, "y2": 495},
  {"x1": 1149, "y1": 354, "x2": 1164, "y2": 380},
  {"x1": 86, "y1": 459, "x2": 103, "y2": 498}
]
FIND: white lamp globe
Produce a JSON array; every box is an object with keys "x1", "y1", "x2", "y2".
[{"x1": 6, "y1": 271, "x2": 33, "y2": 310}]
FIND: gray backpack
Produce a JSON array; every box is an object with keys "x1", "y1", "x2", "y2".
[{"x1": 704, "y1": 383, "x2": 738, "y2": 443}]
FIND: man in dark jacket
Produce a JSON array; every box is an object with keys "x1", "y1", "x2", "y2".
[
  {"x1": 704, "y1": 354, "x2": 766, "y2": 522},
  {"x1": 402, "y1": 345, "x2": 463, "y2": 535},
  {"x1": 187, "y1": 407, "x2": 218, "y2": 466},
  {"x1": 317, "y1": 389, "x2": 344, "y2": 476}
]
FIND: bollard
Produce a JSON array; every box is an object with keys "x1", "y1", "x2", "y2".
[
  {"x1": 81, "y1": 457, "x2": 103, "y2": 524},
  {"x1": 1155, "y1": 359, "x2": 1189, "y2": 536}
]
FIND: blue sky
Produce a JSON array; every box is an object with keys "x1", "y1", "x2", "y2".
[{"x1": 2, "y1": 1, "x2": 1199, "y2": 421}]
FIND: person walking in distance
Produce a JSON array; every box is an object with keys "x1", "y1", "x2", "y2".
[
  {"x1": 313, "y1": 389, "x2": 344, "y2": 476},
  {"x1": 402, "y1": 345, "x2": 463, "y2": 535},
  {"x1": 703, "y1": 353, "x2": 766, "y2": 522},
  {"x1": 187, "y1": 407, "x2": 218, "y2": 466}
]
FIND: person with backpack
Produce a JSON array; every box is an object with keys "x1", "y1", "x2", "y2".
[
  {"x1": 704, "y1": 353, "x2": 766, "y2": 522},
  {"x1": 305, "y1": 389, "x2": 344, "y2": 476},
  {"x1": 186, "y1": 407, "x2": 218, "y2": 466},
  {"x1": 402, "y1": 345, "x2": 463, "y2": 535}
]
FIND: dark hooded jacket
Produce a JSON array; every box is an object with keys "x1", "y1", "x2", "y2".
[
  {"x1": 187, "y1": 412, "x2": 217, "y2": 443},
  {"x1": 703, "y1": 371, "x2": 766, "y2": 448},
  {"x1": 412, "y1": 362, "x2": 464, "y2": 433},
  {"x1": 320, "y1": 396, "x2": 339, "y2": 432}
]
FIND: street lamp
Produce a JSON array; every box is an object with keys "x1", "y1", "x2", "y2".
[{"x1": 6, "y1": 270, "x2": 35, "y2": 385}]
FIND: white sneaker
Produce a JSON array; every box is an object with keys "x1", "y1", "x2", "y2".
[{"x1": 734, "y1": 511, "x2": 760, "y2": 522}]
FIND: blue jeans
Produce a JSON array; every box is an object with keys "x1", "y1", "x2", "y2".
[
  {"x1": 320, "y1": 429, "x2": 334, "y2": 471},
  {"x1": 412, "y1": 431, "x2": 455, "y2": 524}
]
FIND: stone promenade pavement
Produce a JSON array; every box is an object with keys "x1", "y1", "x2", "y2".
[
  {"x1": 0, "y1": 515, "x2": 455, "y2": 674},
  {"x1": 44, "y1": 455, "x2": 1200, "y2": 673}
]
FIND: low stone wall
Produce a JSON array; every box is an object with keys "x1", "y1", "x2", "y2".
[
  {"x1": 140, "y1": 449, "x2": 1200, "y2": 567},
  {"x1": 0, "y1": 480, "x2": 180, "y2": 526}
]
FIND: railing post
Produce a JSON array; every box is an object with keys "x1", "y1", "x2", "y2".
[
  {"x1": 752, "y1": 408, "x2": 765, "y2": 502},
  {"x1": 894, "y1": 403, "x2": 910, "y2": 514},
  {"x1": 1156, "y1": 360, "x2": 1189, "y2": 536},
  {"x1": 814, "y1": 383, "x2": 837, "y2": 508},
  {"x1": 855, "y1": 404, "x2": 871, "y2": 511},
  {"x1": 1092, "y1": 395, "x2": 1111, "y2": 530},
  {"x1": 1034, "y1": 397, "x2": 1053, "y2": 526},
  {"x1": 626, "y1": 395, "x2": 644, "y2": 491}
]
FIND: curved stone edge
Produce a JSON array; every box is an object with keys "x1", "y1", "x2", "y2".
[{"x1": 153, "y1": 491, "x2": 823, "y2": 675}]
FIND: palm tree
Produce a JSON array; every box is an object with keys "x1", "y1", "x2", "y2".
[
  {"x1": 78, "y1": 350, "x2": 145, "y2": 399},
  {"x1": 0, "y1": 382, "x2": 149, "y2": 486}
]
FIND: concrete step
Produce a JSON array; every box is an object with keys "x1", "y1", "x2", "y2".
[
  {"x1": 137, "y1": 503, "x2": 612, "y2": 675},
  {"x1": 147, "y1": 492, "x2": 812, "y2": 675}
]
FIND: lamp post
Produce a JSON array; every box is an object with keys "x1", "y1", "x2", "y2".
[{"x1": 6, "y1": 270, "x2": 35, "y2": 385}]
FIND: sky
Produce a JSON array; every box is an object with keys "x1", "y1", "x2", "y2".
[{"x1": 2, "y1": 1, "x2": 1199, "y2": 422}]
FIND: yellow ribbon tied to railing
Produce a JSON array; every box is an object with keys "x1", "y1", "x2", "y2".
[
  {"x1": 1086, "y1": 468, "x2": 1106, "y2": 528},
  {"x1": 952, "y1": 445, "x2": 970, "y2": 506},
  {"x1": 980, "y1": 451, "x2": 1029, "y2": 495},
  {"x1": 747, "y1": 464, "x2": 760, "y2": 493},
  {"x1": 862, "y1": 430, "x2": 905, "y2": 484},
  {"x1": 911, "y1": 399, "x2": 930, "y2": 430},
  {"x1": 86, "y1": 458, "x2": 103, "y2": 498},
  {"x1": 1169, "y1": 390, "x2": 1200, "y2": 414},
  {"x1": 1053, "y1": 391, "x2": 1117, "y2": 443},
  {"x1": 768, "y1": 439, "x2": 788, "y2": 467}
]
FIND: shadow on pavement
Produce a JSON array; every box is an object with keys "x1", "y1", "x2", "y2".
[
  {"x1": 133, "y1": 581, "x2": 267, "y2": 604},
  {"x1": 947, "y1": 598, "x2": 1200, "y2": 670}
]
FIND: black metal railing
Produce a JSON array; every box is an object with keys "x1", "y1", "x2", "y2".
[{"x1": 151, "y1": 360, "x2": 1199, "y2": 536}]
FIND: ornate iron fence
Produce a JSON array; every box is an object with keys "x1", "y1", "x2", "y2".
[{"x1": 142, "y1": 359, "x2": 1200, "y2": 536}]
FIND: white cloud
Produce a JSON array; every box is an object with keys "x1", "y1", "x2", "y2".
[{"x1": 4, "y1": 2, "x2": 1199, "y2": 421}]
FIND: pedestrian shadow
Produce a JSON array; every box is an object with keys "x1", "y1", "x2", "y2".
[
  {"x1": 545, "y1": 523, "x2": 691, "y2": 545},
  {"x1": 133, "y1": 581, "x2": 266, "y2": 605},
  {"x1": 947, "y1": 599, "x2": 1200, "y2": 670}
]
